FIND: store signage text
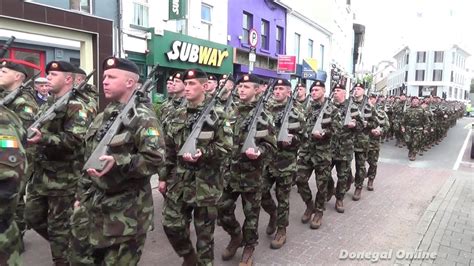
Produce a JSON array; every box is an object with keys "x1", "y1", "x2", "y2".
[{"x1": 166, "y1": 41, "x2": 229, "y2": 67}]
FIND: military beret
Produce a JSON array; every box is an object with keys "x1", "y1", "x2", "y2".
[
  {"x1": 103, "y1": 56, "x2": 140, "y2": 75},
  {"x1": 220, "y1": 74, "x2": 235, "y2": 82},
  {"x1": 333, "y1": 83, "x2": 345, "y2": 90},
  {"x1": 0, "y1": 60, "x2": 28, "y2": 77},
  {"x1": 183, "y1": 68, "x2": 208, "y2": 80},
  {"x1": 208, "y1": 74, "x2": 217, "y2": 81},
  {"x1": 237, "y1": 73, "x2": 260, "y2": 85},
  {"x1": 310, "y1": 80, "x2": 325, "y2": 88},
  {"x1": 353, "y1": 82, "x2": 365, "y2": 89},
  {"x1": 297, "y1": 82, "x2": 306, "y2": 87},
  {"x1": 34, "y1": 77, "x2": 49, "y2": 83},
  {"x1": 45, "y1": 60, "x2": 76, "y2": 74},
  {"x1": 167, "y1": 75, "x2": 174, "y2": 82},
  {"x1": 276, "y1": 79, "x2": 291, "y2": 87},
  {"x1": 369, "y1": 93, "x2": 377, "y2": 98},
  {"x1": 74, "y1": 67, "x2": 86, "y2": 76},
  {"x1": 411, "y1": 96, "x2": 419, "y2": 101},
  {"x1": 173, "y1": 72, "x2": 184, "y2": 81}
]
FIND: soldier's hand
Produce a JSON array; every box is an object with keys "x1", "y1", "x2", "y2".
[
  {"x1": 158, "y1": 181, "x2": 167, "y2": 195},
  {"x1": 371, "y1": 128, "x2": 381, "y2": 136},
  {"x1": 74, "y1": 200, "x2": 81, "y2": 209},
  {"x1": 183, "y1": 149, "x2": 202, "y2": 162},
  {"x1": 282, "y1": 134, "x2": 294, "y2": 147},
  {"x1": 347, "y1": 120, "x2": 356, "y2": 128},
  {"x1": 27, "y1": 128, "x2": 42, "y2": 144},
  {"x1": 312, "y1": 130, "x2": 325, "y2": 139},
  {"x1": 401, "y1": 127, "x2": 405, "y2": 133},
  {"x1": 363, "y1": 121, "x2": 368, "y2": 128},
  {"x1": 245, "y1": 148, "x2": 261, "y2": 160},
  {"x1": 86, "y1": 155, "x2": 115, "y2": 177}
]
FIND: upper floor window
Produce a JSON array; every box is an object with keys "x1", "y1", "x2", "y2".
[
  {"x1": 201, "y1": 3, "x2": 211, "y2": 23},
  {"x1": 308, "y1": 39, "x2": 313, "y2": 58},
  {"x1": 433, "y1": 69, "x2": 443, "y2": 81},
  {"x1": 79, "y1": 0, "x2": 92, "y2": 13},
  {"x1": 416, "y1": 51, "x2": 426, "y2": 63},
  {"x1": 261, "y1": 19, "x2": 269, "y2": 50},
  {"x1": 434, "y1": 51, "x2": 444, "y2": 63},
  {"x1": 415, "y1": 70, "x2": 425, "y2": 81},
  {"x1": 133, "y1": 0, "x2": 149, "y2": 27},
  {"x1": 319, "y1": 44, "x2": 324, "y2": 69},
  {"x1": 276, "y1": 26, "x2": 283, "y2": 54},
  {"x1": 242, "y1": 12, "x2": 253, "y2": 45},
  {"x1": 294, "y1": 33, "x2": 301, "y2": 63}
]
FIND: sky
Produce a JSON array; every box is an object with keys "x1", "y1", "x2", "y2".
[{"x1": 352, "y1": 0, "x2": 474, "y2": 69}]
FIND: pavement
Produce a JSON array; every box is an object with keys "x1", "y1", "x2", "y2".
[{"x1": 21, "y1": 118, "x2": 474, "y2": 265}]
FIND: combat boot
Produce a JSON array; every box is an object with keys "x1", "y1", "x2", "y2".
[
  {"x1": 310, "y1": 210, "x2": 323, "y2": 229},
  {"x1": 182, "y1": 250, "x2": 197, "y2": 266},
  {"x1": 266, "y1": 211, "x2": 277, "y2": 235},
  {"x1": 239, "y1": 245, "x2": 255, "y2": 266},
  {"x1": 270, "y1": 227, "x2": 287, "y2": 249},
  {"x1": 326, "y1": 185, "x2": 335, "y2": 202},
  {"x1": 222, "y1": 233, "x2": 243, "y2": 261},
  {"x1": 409, "y1": 153, "x2": 416, "y2": 161},
  {"x1": 352, "y1": 187, "x2": 362, "y2": 201},
  {"x1": 301, "y1": 201, "x2": 314, "y2": 224},
  {"x1": 335, "y1": 199, "x2": 344, "y2": 213},
  {"x1": 367, "y1": 179, "x2": 374, "y2": 191}
]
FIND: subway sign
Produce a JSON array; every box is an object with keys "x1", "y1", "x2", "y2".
[{"x1": 147, "y1": 30, "x2": 233, "y2": 74}]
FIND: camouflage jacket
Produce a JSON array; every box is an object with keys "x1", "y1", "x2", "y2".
[
  {"x1": 216, "y1": 91, "x2": 239, "y2": 113},
  {"x1": 369, "y1": 107, "x2": 390, "y2": 148},
  {"x1": 80, "y1": 101, "x2": 165, "y2": 247},
  {"x1": 331, "y1": 99, "x2": 363, "y2": 160},
  {"x1": 0, "y1": 106, "x2": 26, "y2": 260},
  {"x1": 161, "y1": 101, "x2": 233, "y2": 206},
  {"x1": 157, "y1": 97, "x2": 185, "y2": 126},
  {"x1": 302, "y1": 99, "x2": 341, "y2": 152},
  {"x1": 228, "y1": 101, "x2": 277, "y2": 192},
  {"x1": 403, "y1": 106, "x2": 428, "y2": 129},
  {"x1": 352, "y1": 98, "x2": 379, "y2": 152},
  {"x1": 29, "y1": 92, "x2": 92, "y2": 196},
  {"x1": 0, "y1": 86, "x2": 38, "y2": 128}
]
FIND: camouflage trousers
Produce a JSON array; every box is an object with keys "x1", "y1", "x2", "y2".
[
  {"x1": 354, "y1": 151, "x2": 368, "y2": 188},
  {"x1": 405, "y1": 127, "x2": 423, "y2": 155},
  {"x1": 328, "y1": 159, "x2": 350, "y2": 200},
  {"x1": 162, "y1": 197, "x2": 217, "y2": 265},
  {"x1": 0, "y1": 222, "x2": 21, "y2": 266},
  {"x1": 296, "y1": 152, "x2": 331, "y2": 212},
  {"x1": 218, "y1": 187, "x2": 261, "y2": 247},
  {"x1": 14, "y1": 178, "x2": 27, "y2": 238},
  {"x1": 367, "y1": 147, "x2": 380, "y2": 180},
  {"x1": 24, "y1": 188, "x2": 74, "y2": 265},
  {"x1": 261, "y1": 166, "x2": 293, "y2": 228}
]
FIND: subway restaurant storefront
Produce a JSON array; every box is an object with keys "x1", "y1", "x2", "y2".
[{"x1": 147, "y1": 30, "x2": 233, "y2": 102}]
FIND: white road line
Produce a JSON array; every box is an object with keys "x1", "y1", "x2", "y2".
[{"x1": 453, "y1": 127, "x2": 472, "y2": 171}]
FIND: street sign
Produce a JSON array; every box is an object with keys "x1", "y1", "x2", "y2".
[
  {"x1": 277, "y1": 55, "x2": 296, "y2": 74},
  {"x1": 249, "y1": 29, "x2": 258, "y2": 48}
]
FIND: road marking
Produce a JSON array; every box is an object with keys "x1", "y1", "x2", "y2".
[{"x1": 453, "y1": 127, "x2": 472, "y2": 171}]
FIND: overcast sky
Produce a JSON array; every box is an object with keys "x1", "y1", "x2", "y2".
[{"x1": 353, "y1": 0, "x2": 474, "y2": 69}]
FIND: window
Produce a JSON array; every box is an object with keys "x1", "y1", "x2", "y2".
[
  {"x1": 405, "y1": 71, "x2": 408, "y2": 82},
  {"x1": 308, "y1": 39, "x2": 313, "y2": 58},
  {"x1": 415, "y1": 70, "x2": 425, "y2": 81},
  {"x1": 80, "y1": 0, "x2": 92, "y2": 13},
  {"x1": 452, "y1": 52, "x2": 455, "y2": 64},
  {"x1": 242, "y1": 12, "x2": 252, "y2": 45},
  {"x1": 451, "y1": 71, "x2": 454, "y2": 82},
  {"x1": 294, "y1": 33, "x2": 301, "y2": 63},
  {"x1": 201, "y1": 4, "x2": 212, "y2": 40},
  {"x1": 405, "y1": 54, "x2": 409, "y2": 65},
  {"x1": 319, "y1": 44, "x2": 325, "y2": 69},
  {"x1": 276, "y1": 26, "x2": 283, "y2": 54},
  {"x1": 433, "y1": 69, "x2": 443, "y2": 81},
  {"x1": 434, "y1": 51, "x2": 444, "y2": 63},
  {"x1": 261, "y1": 19, "x2": 269, "y2": 50},
  {"x1": 449, "y1": 87, "x2": 452, "y2": 98},
  {"x1": 416, "y1": 51, "x2": 426, "y2": 63},
  {"x1": 133, "y1": 1, "x2": 149, "y2": 27}
]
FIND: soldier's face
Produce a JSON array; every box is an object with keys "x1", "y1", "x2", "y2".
[
  {"x1": 74, "y1": 74, "x2": 86, "y2": 86},
  {"x1": 173, "y1": 78, "x2": 185, "y2": 93},
  {"x1": 333, "y1": 88, "x2": 346, "y2": 103},
  {"x1": 369, "y1": 97, "x2": 377, "y2": 106},
  {"x1": 206, "y1": 80, "x2": 217, "y2": 92},
  {"x1": 0, "y1": 67, "x2": 17, "y2": 88},
  {"x1": 166, "y1": 80, "x2": 174, "y2": 92},
  {"x1": 239, "y1": 82, "x2": 258, "y2": 102},
  {"x1": 310, "y1": 86, "x2": 325, "y2": 101},
  {"x1": 47, "y1": 71, "x2": 72, "y2": 93},
  {"x1": 184, "y1": 78, "x2": 207, "y2": 102},
  {"x1": 400, "y1": 95, "x2": 406, "y2": 101},
  {"x1": 353, "y1": 87, "x2": 364, "y2": 98},
  {"x1": 273, "y1": 85, "x2": 290, "y2": 102},
  {"x1": 297, "y1": 86, "x2": 306, "y2": 98},
  {"x1": 102, "y1": 69, "x2": 136, "y2": 101},
  {"x1": 411, "y1": 99, "x2": 420, "y2": 107}
]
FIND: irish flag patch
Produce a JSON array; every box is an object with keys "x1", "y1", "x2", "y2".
[
  {"x1": 0, "y1": 135, "x2": 19, "y2": 148},
  {"x1": 23, "y1": 106, "x2": 33, "y2": 113},
  {"x1": 146, "y1": 127, "x2": 160, "y2": 136},
  {"x1": 78, "y1": 110, "x2": 88, "y2": 119}
]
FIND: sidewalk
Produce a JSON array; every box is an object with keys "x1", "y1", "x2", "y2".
[{"x1": 405, "y1": 171, "x2": 473, "y2": 266}]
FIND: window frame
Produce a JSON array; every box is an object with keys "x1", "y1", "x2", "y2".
[
  {"x1": 201, "y1": 3, "x2": 212, "y2": 24},
  {"x1": 260, "y1": 19, "x2": 269, "y2": 50},
  {"x1": 275, "y1": 26, "x2": 283, "y2": 54},
  {"x1": 416, "y1": 51, "x2": 426, "y2": 63},
  {"x1": 434, "y1": 51, "x2": 444, "y2": 63},
  {"x1": 308, "y1": 39, "x2": 313, "y2": 58},
  {"x1": 432, "y1": 69, "x2": 443, "y2": 81},
  {"x1": 415, "y1": 69, "x2": 425, "y2": 81},
  {"x1": 79, "y1": 0, "x2": 92, "y2": 13},
  {"x1": 294, "y1": 32, "x2": 301, "y2": 63},
  {"x1": 132, "y1": 0, "x2": 149, "y2": 28},
  {"x1": 242, "y1": 12, "x2": 253, "y2": 45}
]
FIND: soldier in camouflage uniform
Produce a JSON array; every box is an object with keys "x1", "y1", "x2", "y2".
[
  {"x1": 296, "y1": 80, "x2": 341, "y2": 229},
  {"x1": 392, "y1": 94, "x2": 408, "y2": 148},
  {"x1": 74, "y1": 66, "x2": 98, "y2": 116},
  {"x1": 401, "y1": 97, "x2": 428, "y2": 161},
  {"x1": 0, "y1": 106, "x2": 27, "y2": 266},
  {"x1": 0, "y1": 60, "x2": 39, "y2": 250},
  {"x1": 70, "y1": 57, "x2": 165, "y2": 265},
  {"x1": 261, "y1": 79, "x2": 305, "y2": 249},
  {"x1": 217, "y1": 74, "x2": 238, "y2": 113},
  {"x1": 157, "y1": 72, "x2": 186, "y2": 127},
  {"x1": 206, "y1": 74, "x2": 218, "y2": 95},
  {"x1": 366, "y1": 94, "x2": 390, "y2": 190},
  {"x1": 218, "y1": 73, "x2": 276, "y2": 265},
  {"x1": 327, "y1": 83, "x2": 363, "y2": 213},
  {"x1": 159, "y1": 69, "x2": 232, "y2": 265},
  {"x1": 351, "y1": 83, "x2": 379, "y2": 201},
  {"x1": 25, "y1": 61, "x2": 93, "y2": 266}
]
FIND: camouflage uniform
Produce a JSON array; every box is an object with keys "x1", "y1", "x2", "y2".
[
  {"x1": 218, "y1": 100, "x2": 276, "y2": 247},
  {"x1": 392, "y1": 100, "x2": 407, "y2": 147},
  {"x1": 25, "y1": 93, "x2": 92, "y2": 265},
  {"x1": 367, "y1": 107, "x2": 390, "y2": 181},
  {"x1": 70, "y1": 101, "x2": 165, "y2": 265},
  {"x1": 261, "y1": 99, "x2": 305, "y2": 233},
  {"x1": 0, "y1": 106, "x2": 27, "y2": 266},
  {"x1": 402, "y1": 104, "x2": 428, "y2": 160},
  {"x1": 296, "y1": 100, "x2": 341, "y2": 215},
  {"x1": 160, "y1": 101, "x2": 232, "y2": 265}
]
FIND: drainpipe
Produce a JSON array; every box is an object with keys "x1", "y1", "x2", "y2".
[{"x1": 117, "y1": 0, "x2": 124, "y2": 57}]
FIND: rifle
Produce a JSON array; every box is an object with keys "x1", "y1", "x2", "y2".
[
  {"x1": 312, "y1": 90, "x2": 335, "y2": 135},
  {"x1": 241, "y1": 79, "x2": 275, "y2": 153},
  {"x1": 177, "y1": 72, "x2": 231, "y2": 156},
  {"x1": 343, "y1": 94, "x2": 356, "y2": 126},
  {"x1": 0, "y1": 72, "x2": 40, "y2": 106},
  {"x1": 0, "y1": 36, "x2": 15, "y2": 58},
  {"x1": 27, "y1": 70, "x2": 95, "y2": 139},
  {"x1": 402, "y1": 98, "x2": 408, "y2": 113},
  {"x1": 277, "y1": 83, "x2": 300, "y2": 143},
  {"x1": 223, "y1": 83, "x2": 237, "y2": 112},
  {"x1": 82, "y1": 65, "x2": 159, "y2": 171}
]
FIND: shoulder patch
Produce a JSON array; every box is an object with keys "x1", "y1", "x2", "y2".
[
  {"x1": 0, "y1": 135, "x2": 19, "y2": 148},
  {"x1": 78, "y1": 110, "x2": 88, "y2": 119},
  {"x1": 23, "y1": 106, "x2": 33, "y2": 114},
  {"x1": 146, "y1": 127, "x2": 160, "y2": 136}
]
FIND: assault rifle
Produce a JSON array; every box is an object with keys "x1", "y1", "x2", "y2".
[
  {"x1": 27, "y1": 70, "x2": 95, "y2": 139},
  {"x1": 0, "y1": 72, "x2": 40, "y2": 106},
  {"x1": 0, "y1": 36, "x2": 15, "y2": 58},
  {"x1": 177, "y1": 72, "x2": 231, "y2": 156},
  {"x1": 82, "y1": 65, "x2": 159, "y2": 171},
  {"x1": 312, "y1": 90, "x2": 335, "y2": 135},
  {"x1": 241, "y1": 79, "x2": 275, "y2": 153},
  {"x1": 223, "y1": 83, "x2": 237, "y2": 113},
  {"x1": 402, "y1": 98, "x2": 409, "y2": 113},
  {"x1": 277, "y1": 83, "x2": 301, "y2": 143},
  {"x1": 343, "y1": 94, "x2": 355, "y2": 126}
]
